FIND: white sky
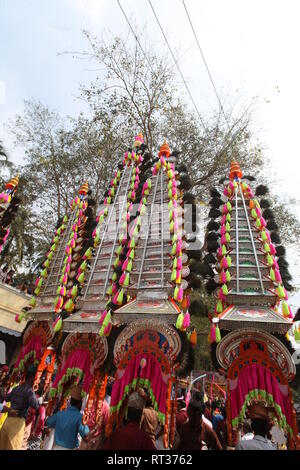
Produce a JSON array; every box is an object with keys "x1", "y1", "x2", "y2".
[{"x1": 1, "y1": 0, "x2": 300, "y2": 301}]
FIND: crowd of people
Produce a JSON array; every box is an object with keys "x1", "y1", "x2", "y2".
[{"x1": 0, "y1": 364, "x2": 290, "y2": 451}]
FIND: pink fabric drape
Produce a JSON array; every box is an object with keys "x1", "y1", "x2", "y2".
[
  {"x1": 230, "y1": 363, "x2": 293, "y2": 428},
  {"x1": 111, "y1": 354, "x2": 168, "y2": 415},
  {"x1": 51, "y1": 348, "x2": 92, "y2": 395},
  {"x1": 14, "y1": 336, "x2": 43, "y2": 370}
]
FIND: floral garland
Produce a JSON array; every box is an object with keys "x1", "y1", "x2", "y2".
[
  {"x1": 52, "y1": 186, "x2": 89, "y2": 332},
  {"x1": 231, "y1": 388, "x2": 293, "y2": 436}
]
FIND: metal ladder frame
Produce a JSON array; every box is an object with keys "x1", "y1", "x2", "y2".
[
  {"x1": 102, "y1": 166, "x2": 133, "y2": 298},
  {"x1": 239, "y1": 184, "x2": 265, "y2": 293},
  {"x1": 83, "y1": 166, "x2": 128, "y2": 299},
  {"x1": 137, "y1": 171, "x2": 160, "y2": 288},
  {"x1": 234, "y1": 187, "x2": 240, "y2": 293}
]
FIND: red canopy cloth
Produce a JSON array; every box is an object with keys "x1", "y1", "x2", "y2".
[
  {"x1": 110, "y1": 353, "x2": 168, "y2": 423},
  {"x1": 14, "y1": 336, "x2": 43, "y2": 372},
  {"x1": 229, "y1": 363, "x2": 293, "y2": 434},
  {"x1": 50, "y1": 348, "x2": 93, "y2": 398}
]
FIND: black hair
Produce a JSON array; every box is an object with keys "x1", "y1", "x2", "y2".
[
  {"x1": 70, "y1": 397, "x2": 82, "y2": 410},
  {"x1": 188, "y1": 392, "x2": 204, "y2": 414},
  {"x1": 251, "y1": 418, "x2": 269, "y2": 437},
  {"x1": 127, "y1": 406, "x2": 143, "y2": 423}
]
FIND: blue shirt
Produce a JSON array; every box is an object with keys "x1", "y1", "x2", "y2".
[
  {"x1": 46, "y1": 406, "x2": 89, "y2": 449},
  {"x1": 212, "y1": 413, "x2": 223, "y2": 431}
]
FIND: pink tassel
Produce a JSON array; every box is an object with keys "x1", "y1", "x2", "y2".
[
  {"x1": 177, "y1": 257, "x2": 182, "y2": 270},
  {"x1": 65, "y1": 246, "x2": 71, "y2": 254},
  {"x1": 218, "y1": 289, "x2": 226, "y2": 301},
  {"x1": 221, "y1": 271, "x2": 227, "y2": 284},
  {"x1": 104, "y1": 323, "x2": 112, "y2": 336},
  {"x1": 174, "y1": 219, "x2": 179, "y2": 231},
  {"x1": 122, "y1": 258, "x2": 129, "y2": 271},
  {"x1": 217, "y1": 248, "x2": 223, "y2": 258},
  {"x1": 160, "y1": 156, "x2": 165, "y2": 166},
  {"x1": 283, "y1": 288, "x2": 288, "y2": 300},
  {"x1": 99, "y1": 310, "x2": 107, "y2": 325},
  {"x1": 70, "y1": 239, "x2": 75, "y2": 248},
  {"x1": 35, "y1": 277, "x2": 40, "y2": 288},
  {"x1": 229, "y1": 181, "x2": 235, "y2": 190},
  {"x1": 260, "y1": 217, "x2": 266, "y2": 227},
  {"x1": 223, "y1": 187, "x2": 229, "y2": 196},
  {"x1": 177, "y1": 286, "x2": 183, "y2": 301},
  {"x1": 119, "y1": 272, "x2": 126, "y2": 285},
  {"x1": 63, "y1": 273, "x2": 68, "y2": 284},
  {"x1": 182, "y1": 312, "x2": 190, "y2": 328},
  {"x1": 176, "y1": 242, "x2": 182, "y2": 255},
  {"x1": 222, "y1": 205, "x2": 228, "y2": 214},
  {"x1": 209, "y1": 324, "x2": 216, "y2": 343},
  {"x1": 67, "y1": 255, "x2": 72, "y2": 264},
  {"x1": 172, "y1": 188, "x2": 177, "y2": 197},
  {"x1": 256, "y1": 207, "x2": 262, "y2": 217},
  {"x1": 221, "y1": 215, "x2": 226, "y2": 225},
  {"x1": 273, "y1": 259, "x2": 279, "y2": 269},
  {"x1": 275, "y1": 269, "x2": 282, "y2": 282},
  {"x1": 112, "y1": 283, "x2": 118, "y2": 294},
  {"x1": 288, "y1": 306, "x2": 294, "y2": 319},
  {"x1": 221, "y1": 234, "x2": 227, "y2": 245},
  {"x1": 220, "y1": 225, "x2": 226, "y2": 235},
  {"x1": 269, "y1": 243, "x2": 276, "y2": 255},
  {"x1": 65, "y1": 264, "x2": 70, "y2": 273}
]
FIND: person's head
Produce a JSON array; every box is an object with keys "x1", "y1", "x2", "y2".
[
  {"x1": 220, "y1": 406, "x2": 226, "y2": 419},
  {"x1": 25, "y1": 364, "x2": 37, "y2": 387},
  {"x1": 187, "y1": 392, "x2": 204, "y2": 429},
  {"x1": 251, "y1": 418, "x2": 269, "y2": 437},
  {"x1": 126, "y1": 391, "x2": 145, "y2": 424},
  {"x1": 70, "y1": 397, "x2": 82, "y2": 410},
  {"x1": 242, "y1": 419, "x2": 253, "y2": 435},
  {"x1": 127, "y1": 406, "x2": 143, "y2": 424}
]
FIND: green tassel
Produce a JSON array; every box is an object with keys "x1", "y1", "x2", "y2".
[
  {"x1": 282, "y1": 301, "x2": 289, "y2": 317},
  {"x1": 294, "y1": 329, "x2": 300, "y2": 342},
  {"x1": 168, "y1": 189, "x2": 173, "y2": 199},
  {"x1": 129, "y1": 249, "x2": 135, "y2": 260},
  {"x1": 129, "y1": 238, "x2": 136, "y2": 249},
  {"x1": 112, "y1": 272, "x2": 117, "y2": 282},
  {"x1": 47, "y1": 251, "x2": 54, "y2": 260},
  {"x1": 114, "y1": 257, "x2": 120, "y2": 268},
  {"x1": 56, "y1": 227, "x2": 61, "y2": 236},
  {"x1": 221, "y1": 245, "x2": 227, "y2": 256},
  {"x1": 37, "y1": 278, "x2": 43, "y2": 288},
  {"x1": 117, "y1": 170, "x2": 121, "y2": 178},
  {"x1": 264, "y1": 243, "x2": 270, "y2": 253},
  {"x1": 261, "y1": 231, "x2": 268, "y2": 241},
  {"x1": 140, "y1": 204, "x2": 147, "y2": 215},
  {"x1": 103, "y1": 312, "x2": 111, "y2": 327},
  {"x1": 64, "y1": 298, "x2": 74, "y2": 312},
  {"x1": 99, "y1": 325, "x2": 105, "y2": 337},
  {"x1": 80, "y1": 261, "x2": 87, "y2": 271},
  {"x1": 169, "y1": 209, "x2": 173, "y2": 221},
  {"x1": 106, "y1": 285, "x2": 113, "y2": 296},
  {"x1": 174, "y1": 285, "x2": 179, "y2": 300},
  {"x1": 143, "y1": 197, "x2": 147, "y2": 204},
  {"x1": 107, "y1": 197, "x2": 111, "y2": 204},
  {"x1": 78, "y1": 272, "x2": 85, "y2": 284},
  {"x1": 226, "y1": 213, "x2": 231, "y2": 223},
  {"x1": 63, "y1": 215, "x2": 68, "y2": 223},
  {"x1": 29, "y1": 297, "x2": 36, "y2": 307},
  {"x1": 123, "y1": 273, "x2": 130, "y2": 286},
  {"x1": 256, "y1": 218, "x2": 261, "y2": 228},
  {"x1": 267, "y1": 254, "x2": 273, "y2": 266},
  {"x1": 116, "y1": 289, "x2": 124, "y2": 305},
  {"x1": 104, "y1": 207, "x2": 108, "y2": 216},
  {"x1": 71, "y1": 285, "x2": 78, "y2": 298},
  {"x1": 168, "y1": 181, "x2": 173, "y2": 190},
  {"x1": 170, "y1": 221, "x2": 174, "y2": 233},
  {"x1": 222, "y1": 284, "x2": 228, "y2": 295},
  {"x1": 171, "y1": 268, "x2": 177, "y2": 281},
  {"x1": 176, "y1": 313, "x2": 184, "y2": 330},
  {"x1": 51, "y1": 243, "x2": 57, "y2": 252},
  {"x1": 168, "y1": 200, "x2": 173, "y2": 210},
  {"x1": 171, "y1": 243, "x2": 177, "y2": 256},
  {"x1": 225, "y1": 232, "x2": 230, "y2": 243},
  {"x1": 116, "y1": 245, "x2": 123, "y2": 256},
  {"x1": 277, "y1": 285, "x2": 285, "y2": 298},
  {"x1": 215, "y1": 326, "x2": 221, "y2": 343},
  {"x1": 53, "y1": 236, "x2": 59, "y2": 244},
  {"x1": 126, "y1": 260, "x2": 133, "y2": 272},
  {"x1": 216, "y1": 300, "x2": 223, "y2": 314},
  {"x1": 251, "y1": 208, "x2": 257, "y2": 218},
  {"x1": 53, "y1": 318, "x2": 62, "y2": 333},
  {"x1": 226, "y1": 271, "x2": 231, "y2": 282},
  {"x1": 147, "y1": 179, "x2": 152, "y2": 189},
  {"x1": 172, "y1": 234, "x2": 178, "y2": 244},
  {"x1": 110, "y1": 187, "x2": 115, "y2": 197},
  {"x1": 270, "y1": 268, "x2": 275, "y2": 281},
  {"x1": 34, "y1": 287, "x2": 41, "y2": 296},
  {"x1": 41, "y1": 269, "x2": 48, "y2": 278},
  {"x1": 84, "y1": 247, "x2": 92, "y2": 259},
  {"x1": 226, "y1": 201, "x2": 232, "y2": 212},
  {"x1": 173, "y1": 258, "x2": 178, "y2": 269},
  {"x1": 225, "y1": 222, "x2": 231, "y2": 232},
  {"x1": 227, "y1": 256, "x2": 232, "y2": 267}
]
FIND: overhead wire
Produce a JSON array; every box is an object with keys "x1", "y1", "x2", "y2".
[
  {"x1": 181, "y1": 0, "x2": 230, "y2": 129},
  {"x1": 147, "y1": 0, "x2": 206, "y2": 130}
]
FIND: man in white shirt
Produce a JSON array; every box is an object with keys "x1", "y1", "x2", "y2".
[{"x1": 235, "y1": 404, "x2": 275, "y2": 451}]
